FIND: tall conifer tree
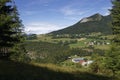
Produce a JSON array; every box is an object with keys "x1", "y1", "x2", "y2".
[
  {"x1": 105, "y1": 0, "x2": 120, "y2": 77},
  {"x1": 0, "y1": 0, "x2": 24, "y2": 58}
]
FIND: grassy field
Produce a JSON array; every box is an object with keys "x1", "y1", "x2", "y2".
[
  {"x1": 37, "y1": 34, "x2": 53, "y2": 42},
  {"x1": 69, "y1": 39, "x2": 88, "y2": 48},
  {"x1": 0, "y1": 60, "x2": 111, "y2": 80},
  {"x1": 94, "y1": 45, "x2": 110, "y2": 50}
]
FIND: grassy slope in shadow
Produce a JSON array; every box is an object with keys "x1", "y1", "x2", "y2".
[{"x1": 0, "y1": 60, "x2": 111, "y2": 80}]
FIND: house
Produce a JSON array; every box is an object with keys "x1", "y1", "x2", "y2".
[
  {"x1": 72, "y1": 58, "x2": 84, "y2": 63},
  {"x1": 72, "y1": 57, "x2": 93, "y2": 66},
  {"x1": 79, "y1": 60, "x2": 85, "y2": 64},
  {"x1": 80, "y1": 60, "x2": 93, "y2": 66},
  {"x1": 106, "y1": 42, "x2": 110, "y2": 45}
]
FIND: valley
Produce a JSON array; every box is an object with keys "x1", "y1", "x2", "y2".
[
  {"x1": 1, "y1": 0, "x2": 120, "y2": 79},
  {"x1": 24, "y1": 13, "x2": 113, "y2": 70},
  {"x1": 25, "y1": 32, "x2": 112, "y2": 66}
]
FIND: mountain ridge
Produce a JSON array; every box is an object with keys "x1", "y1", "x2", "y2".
[
  {"x1": 49, "y1": 13, "x2": 112, "y2": 35},
  {"x1": 80, "y1": 13, "x2": 103, "y2": 23}
]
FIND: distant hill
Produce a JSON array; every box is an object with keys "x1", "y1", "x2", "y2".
[{"x1": 50, "y1": 13, "x2": 112, "y2": 35}]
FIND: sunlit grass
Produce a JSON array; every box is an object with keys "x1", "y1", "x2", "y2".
[
  {"x1": 31, "y1": 63, "x2": 76, "y2": 73},
  {"x1": 94, "y1": 45, "x2": 110, "y2": 50}
]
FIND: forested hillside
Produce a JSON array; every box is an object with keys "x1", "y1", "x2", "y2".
[{"x1": 50, "y1": 14, "x2": 112, "y2": 35}]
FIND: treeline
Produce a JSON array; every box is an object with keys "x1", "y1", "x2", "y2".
[
  {"x1": 51, "y1": 33, "x2": 111, "y2": 40},
  {"x1": 24, "y1": 34, "x2": 37, "y2": 40},
  {"x1": 70, "y1": 47, "x2": 105, "y2": 57},
  {"x1": 57, "y1": 40, "x2": 77, "y2": 46}
]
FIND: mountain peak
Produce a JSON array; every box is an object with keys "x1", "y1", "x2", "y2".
[
  {"x1": 93, "y1": 13, "x2": 102, "y2": 16},
  {"x1": 80, "y1": 13, "x2": 103, "y2": 23},
  {"x1": 89, "y1": 13, "x2": 103, "y2": 18},
  {"x1": 50, "y1": 13, "x2": 112, "y2": 35}
]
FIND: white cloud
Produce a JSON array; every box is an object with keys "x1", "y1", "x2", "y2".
[
  {"x1": 60, "y1": 6, "x2": 93, "y2": 16},
  {"x1": 59, "y1": 5, "x2": 94, "y2": 21},
  {"x1": 102, "y1": 6, "x2": 112, "y2": 10},
  {"x1": 60, "y1": 6, "x2": 79, "y2": 16},
  {"x1": 60, "y1": 6, "x2": 77, "y2": 16},
  {"x1": 104, "y1": 11, "x2": 110, "y2": 16},
  {"x1": 25, "y1": 0, "x2": 54, "y2": 7},
  {"x1": 23, "y1": 11, "x2": 38, "y2": 16},
  {"x1": 24, "y1": 22, "x2": 63, "y2": 34},
  {"x1": 100, "y1": 6, "x2": 111, "y2": 16}
]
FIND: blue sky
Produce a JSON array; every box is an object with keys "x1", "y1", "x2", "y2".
[{"x1": 14, "y1": 0, "x2": 112, "y2": 34}]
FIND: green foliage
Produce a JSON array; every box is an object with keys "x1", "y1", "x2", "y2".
[
  {"x1": 57, "y1": 40, "x2": 77, "y2": 46},
  {"x1": 10, "y1": 43, "x2": 31, "y2": 63},
  {"x1": 75, "y1": 63, "x2": 82, "y2": 68},
  {"x1": 111, "y1": 0, "x2": 120, "y2": 34},
  {"x1": 105, "y1": 44, "x2": 120, "y2": 76},
  {"x1": 90, "y1": 54, "x2": 109, "y2": 74},
  {"x1": 104, "y1": 0, "x2": 120, "y2": 78},
  {"x1": 24, "y1": 41, "x2": 71, "y2": 64},
  {"x1": 0, "y1": 0, "x2": 24, "y2": 58},
  {"x1": 70, "y1": 47, "x2": 105, "y2": 57},
  {"x1": 24, "y1": 34, "x2": 37, "y2": 40},
  {"x1": 111, "y1": 0, "x2": 120, "y2": 44},
  {"x1": 24, "y1": 40, "x2": 107, "y2": 64}
]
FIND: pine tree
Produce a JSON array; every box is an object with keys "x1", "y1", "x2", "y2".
[
  {"x1": 111, "y1": 0, "x2": 120, "y2": 44},
  {"x1": 105, "y1": 0, "x2": 120, "y2": 78},
  {"x1": 0, "y1": 0, "x2": 24, "y2": 58}
]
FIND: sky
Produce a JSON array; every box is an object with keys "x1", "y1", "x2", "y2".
[{"x1": 14, "y1": 0, "x2": 112, "y2": 34}]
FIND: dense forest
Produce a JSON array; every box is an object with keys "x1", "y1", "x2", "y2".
[{"x1": 25, "y1": 41, "x2": 71, "y2": 63}]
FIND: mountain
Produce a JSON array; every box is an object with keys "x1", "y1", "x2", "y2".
[{"x1": 50, "y1": 13, "x2": 112, "y2": 35}]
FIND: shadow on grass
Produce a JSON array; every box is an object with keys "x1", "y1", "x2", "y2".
[{"x1": 0, "y1": 60, "x2": 111, "y2": 80}]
